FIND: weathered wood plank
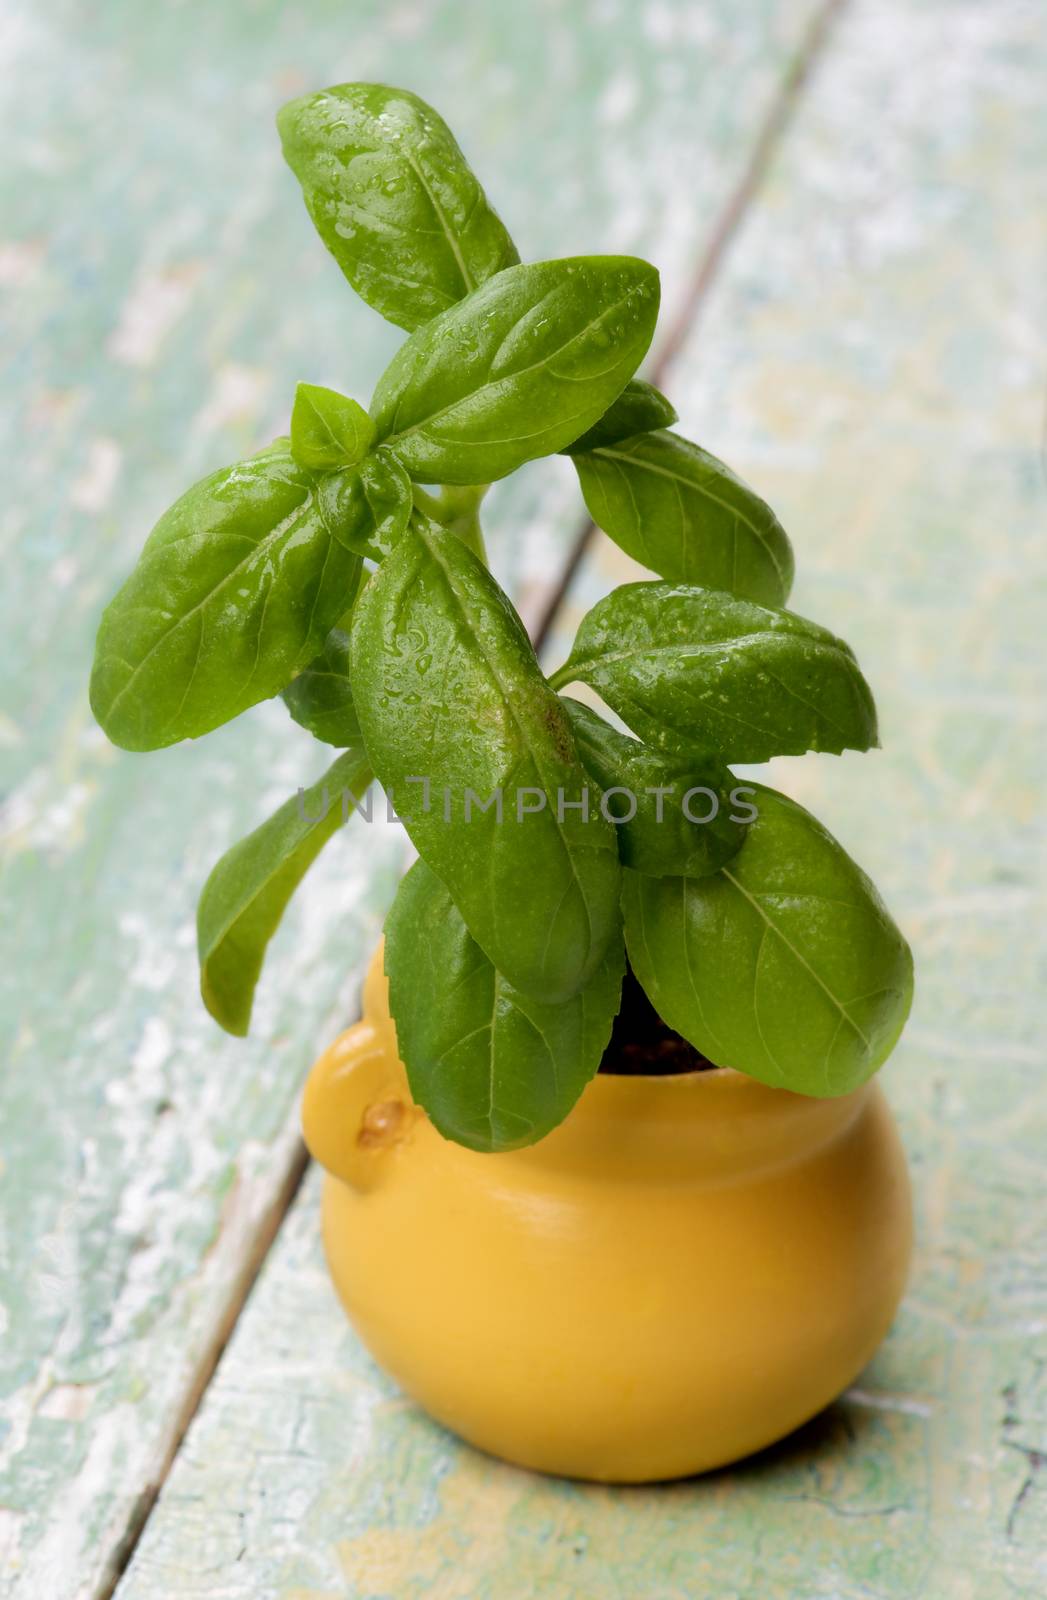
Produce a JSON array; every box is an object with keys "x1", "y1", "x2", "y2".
[
  {"x1": 114, "y1": 0, "x2": 1047, "y2": 1595},
  {"x1": 0, "y1": 2, "x2": 824, "y2": 1595}
]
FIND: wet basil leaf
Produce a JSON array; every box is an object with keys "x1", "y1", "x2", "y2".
[
  {"x1": 623, "y1": 784, "x2": 913, "y2": 1096},
  {"x1": 290, "y1": 382, "x2": 375, "y2": 471},
  {"x1": 562, "y1": 379, "x2": 677, "y2": 455},
  {"x1": 550, "y1": 582, "x2": 878, "y2": 762},
  {"x1": 370, "y1": 256, "x2": 660, "y2": 484},
  {"x1": 277, "y1": 83, "x2": 519, "y2": 332},
  {"x1": 351, "y1": 518, "x2": 621, "y2": 1002},
  {"x1": 573, "y1": 430, "x2": 794, "y2": 606},
  {"x1": 90, "y1": 442, "x2": 362, "y2": 752},
  {"x1": 198, "y1": 748, "x2": 371, "y2": 1036},
  {"x1": 281, "y1": 626, "x2": 360, "y2": 747},
  {"x1": 386, "y1": 859, "x2": 624, "y2": 1151},
  {"x1": 323, "y1": 449, "x2": 413, "y2": 560},
  {"x1": 560, "y1": 697, "x2": 749, "y2": 878}
]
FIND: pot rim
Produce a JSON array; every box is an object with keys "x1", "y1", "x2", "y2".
[
  {"x1": 485, "y1": 1059, "x2": 876, "y2": 1184},
  {"x1": 336, "y1": 941, "x2": 876, "y2": 1184}
]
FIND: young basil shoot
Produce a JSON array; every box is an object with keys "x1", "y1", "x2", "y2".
[{"x1": 91, "y1": 82, "x2": 913, "y2": 1152}]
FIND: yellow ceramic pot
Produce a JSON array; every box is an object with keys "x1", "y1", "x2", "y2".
[{"x1": 302, "y1": 947, "x2": 912, "y2": 1483}]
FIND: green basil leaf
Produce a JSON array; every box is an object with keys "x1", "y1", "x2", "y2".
[
  {"x1": 550, "y1": 582, "x2": 878, "y2": 762},
  {"x1": 351, "y1": 517, "x2": 621, "y2": 1002},
  {"x1": 562, "y1": 379, "x2": 677, "y2": 455},
  {"x1": 560, "y1": 697, "x2": 749, "y2": 878},
  {"x1": 622, "y1": 784, "x2": 913, "y2": 1096},
  {"x1": 281, "y1": 626, "x2": 360, "y2": 747},
  {"x1": 277, "y1": 83, "x2": 519, "y2": 332},
  {"x1": 198, "y1": 748, "x2": 371, "y2": 1036},
  {"x1": 370, "y1": 256, "x2": 661, "y2": 484},
  {"x1": 573, "y1": 430, "x2": 794, "y2": 605},
  {"x1": 290, "y1": 382, "x2": 376, "y2": 471},
  {"x1": 90, "y1": 442, "x2": 362, "y2": 752},
  {"x1": 323, "y1": 449, "x2": 413, "y2": 560},
  {"x1": 386, "y1": 859, "x2": 624, "y2": 1151}
]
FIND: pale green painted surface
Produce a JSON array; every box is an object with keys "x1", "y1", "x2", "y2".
[
  {"x1": 115, "y1": 0, "x2": 1047, "y2": 1596},
  {"x1": 0, "y1": 2, "x2": 823, "y2": 1596}
]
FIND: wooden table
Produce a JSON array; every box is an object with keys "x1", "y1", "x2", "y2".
[{"x1": 2, "y1": 2, "x2": 1045, "y2": 1596}]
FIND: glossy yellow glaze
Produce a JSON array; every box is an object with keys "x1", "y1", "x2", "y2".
[{"x1": 302, "y1": 947, "x2": 912, "y2": 1482}]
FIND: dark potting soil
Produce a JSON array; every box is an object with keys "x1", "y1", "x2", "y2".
[{"x1": 599, "y1": 966, "x2": 716, "y2": 1076}]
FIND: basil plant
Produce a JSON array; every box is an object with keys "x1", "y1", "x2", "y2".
[{"x1": 91, "y1": 84, "x2": 913, "y2": 1152}]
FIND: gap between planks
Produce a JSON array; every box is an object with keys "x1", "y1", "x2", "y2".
[
  {"x1": 98, "y1": 4, "x2": 848, "y2": 1594},
  {"x1": 95, "y1": 1146, "x2": 311, "y2": 1600},
  {"x1": 529, "y1": 0, "x2": 849, "y2": 648}
]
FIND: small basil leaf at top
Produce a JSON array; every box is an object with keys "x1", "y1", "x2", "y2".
[
  {"x1": 560, "y1": 697, "x2": 749, "y2": 879},
  {"x1": 622, "y1": 783, "x2": 914, "y2": 1097},
  {"x1": 549, "y1": 582, "x2": 878, "y2": 763},
  {"x1": 277, "y1": 83, "x2": 519, "y2": 333},
  {"x1": 90, "y1": 441, "x2": 362, "y2": 752},
  {"x1": 561, "y1": 380, "x2": 677, "y2": 455},
  {"x1": 573, "y1": 430, "x2": 794, "y2": 606},
  {"x1": 321, "y1": 449, "x2": 412, "y2": 560},
  {"x1": 290, "y1": 382, "x2": 375, "y2": 471},
  {"x1": 385, "y1": 859, "x2": 625, "y2": 1152},
  {"x1": 351, "y1": 517, "x2": 621, "y2": 1003},
  {"x1": 370, "y1": 256, "x2": 660, "y2": 485},
  {"x1": 282, "y1": 625, "x2": 361, "y2": 747},
  {"x1": 198, "y1": 748, "x2": 371, "y2": 1036}
]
